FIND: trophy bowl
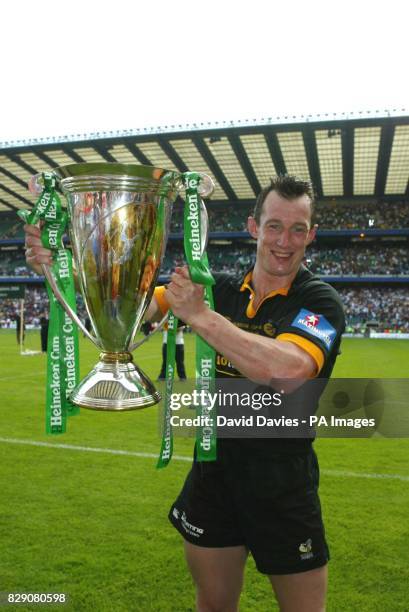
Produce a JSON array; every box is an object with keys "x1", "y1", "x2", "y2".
[{"x1": 38, "y1": 163, "x2": 211, "y2": 411}]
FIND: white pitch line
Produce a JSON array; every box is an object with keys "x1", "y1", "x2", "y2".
[
  {"x1": 0, "y1": 437, "x2": 191, "y2": 462},
  {"x1": 321, "y1": 469, "x2": 409, "y2": 482},
  {"x1": 0, "y1": 437, "x2": 408, "y2": 482}
]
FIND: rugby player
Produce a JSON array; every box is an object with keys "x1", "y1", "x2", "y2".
[{"x1": 24, "y1": 175, "x2": 345, "y2": 612}]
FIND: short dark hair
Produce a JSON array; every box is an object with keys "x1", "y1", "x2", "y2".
[{"x1": 253, "y1": 175, "x2": 315, "y2": 225}]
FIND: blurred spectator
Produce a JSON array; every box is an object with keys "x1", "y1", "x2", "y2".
[
  {"x1": 39, "y1": 314, "x2": 49, "y2": 352},
  {"x1": 15, "y1": 314, "x2": 25, "y2": 344},
  {"x1": 157, "y1": 322, "x2": 187, "y2": 382}
]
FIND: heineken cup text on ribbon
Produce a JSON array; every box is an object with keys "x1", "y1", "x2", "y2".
[
  {"x1": 157, "y1": 172, "x2": 216, "y2": 468},
  {"x1": 19, "y1": 172, "x2": 80, "y2": 434}
]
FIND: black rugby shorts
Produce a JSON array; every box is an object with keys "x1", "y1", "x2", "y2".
[{"x1": 168, "y1": 447, "x2": 329, "y2": 575}]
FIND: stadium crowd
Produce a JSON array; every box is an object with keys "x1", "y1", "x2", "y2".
[
  {"x1": 0, "y1": 253, "x2": 38, "y2": 277},
  {"x1": 1, "y1": 199, "x2": 409, "y2": 334},
  {"x1": 1, "y1": 200, "x2": 408, "y2": 239},
  {"x1": 159, "y1": 244, "x2": 409, "y2": 277},
  {"x1": 168, "y1": 200, "x2": 409, "y2": 233},
  {"x1": 312, "y1": 201, "x2": 409, "y2": 231},
  {"x1": 1, "y1": 283, "x2": 409, "y2": 334},
  {"x1": 338, "y1": 287, "x2": 409, "y2": 332},
  {"x1": 306, "y1": 246, "x2": 409, "y2": 276},
  {"x1": 0, "y1": 289, "x2": 87, "y2": 329},
  {"x1": 4, "y1": 243, "x2": 407, "y2": 279}
]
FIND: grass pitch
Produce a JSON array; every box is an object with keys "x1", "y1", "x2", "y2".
[{"x1": 0, "y1": 330, "x2": 408, "y2": 611}]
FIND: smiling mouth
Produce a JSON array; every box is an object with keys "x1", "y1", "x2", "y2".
[{"x1": 271, "y1": 251, "x2": 292, "y2": 260}]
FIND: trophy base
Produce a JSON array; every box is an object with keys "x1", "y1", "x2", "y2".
[{"x1": 70, "y1": 352, "x2": 161, "y2": 411}]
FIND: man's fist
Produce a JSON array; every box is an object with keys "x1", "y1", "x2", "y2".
[
  {"x1": 24, "y1": 224, "x2": 53, "y2": 275},
  {"x1": 165, "y1": 266, "x2": 207, "y2": 325}
]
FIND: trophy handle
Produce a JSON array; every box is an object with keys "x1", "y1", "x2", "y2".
[
  {"x1": 130, "y1": 313, "x2": 169, "y2": 351},
  {"x1": 41, "y1": 263, "x2": 102, "y2": 348},
  {"x1": 28, "y1": 173, "x2": 46, "y2": 195},
  {"x1": 27, "y1": 174, "x2": 100, "y2": 347},
  {"x1": 195, "y1": 173, "x2": 214, "y2": 198}
]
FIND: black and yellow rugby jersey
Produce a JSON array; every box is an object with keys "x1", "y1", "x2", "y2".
[
  {"x1": 212, "y1": 265, "x2": 345, "y2": 379},
  {"x1": 154, "y1": 265, "x2": 345, "y2": 379}
]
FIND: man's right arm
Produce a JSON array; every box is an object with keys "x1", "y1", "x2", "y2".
[
  {"x1": 147, "y1": 286, "x2": 169, "y2": 322},
  {"x1": 145, "y1": 297, "x2": 162, "y2": 322}
]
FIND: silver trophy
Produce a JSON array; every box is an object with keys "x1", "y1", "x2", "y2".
[{"x1": 36, "y1": 163, "x2": 212, "y2": 411}]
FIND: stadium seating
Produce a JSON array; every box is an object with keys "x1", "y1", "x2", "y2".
[
  {"x1": 1, "y1": 200, "x2": 408, "y2": 332},
  {"x1": 170, "y1": 200, "x2": 409, "y2": 232}
]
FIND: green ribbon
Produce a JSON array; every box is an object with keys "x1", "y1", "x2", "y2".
[
  {"x1": 19, "y1": 172, "x2": 80, "y2": 434},
  {"x1": 156, "y1": 311, "x2": 177, "y2": 468},
  {"x1": 195, "y1": 271, "x2": 217, "y2": 461},
  {"x1": 156, "y1": 179, "x2": 176, "y2": 468},
  {"x1": 183, "y1": 175, "x2": 215, "y2": 287},
  {"x1": 157, "y1": 172, "x2": 216, "y2": 468}
]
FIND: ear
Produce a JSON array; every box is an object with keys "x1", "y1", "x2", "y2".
[
  {"x1": 306, "y1": 223, "x2": 317, "y2": 246},
  {"x1": 247, "y1": 216, "x2": 258, "y2": 239}
]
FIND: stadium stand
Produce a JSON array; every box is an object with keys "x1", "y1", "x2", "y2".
[
  {"x1": 1, "y1": 203, "x2": 409, "y2": 334},
  {"x1": 338, "y1": 287, "x2": 409, "y2": 332},
  {"x1": 159, "y1": 242, "x2": 409, "y2": 277},
  {"x1": 169, "y1": 200, "x2": 409, "y2": 233},
  {"x1": 3, "y1": 239, "x2": 408, "y2": 279},
  {"x1": 0, "y1": 214, "x2": 23, "y2": 239},
  {"x1": 0, "y1": 114, "x2": 408, "y2": 335}
]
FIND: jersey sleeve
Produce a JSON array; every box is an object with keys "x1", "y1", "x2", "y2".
[
  {"x1": 275, "y1": 286, "x2": 345, "y2": 375},
  {"x1": 153, "y1": 286, "x2": 170, "y2": 315}
]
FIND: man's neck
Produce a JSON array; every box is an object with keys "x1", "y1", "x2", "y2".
[{"x1": 251, "y1": 264, "x2": 298, "y2": 297}]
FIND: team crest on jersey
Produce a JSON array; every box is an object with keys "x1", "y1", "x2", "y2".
[
  {"x1": 263, "y1": 322, "x2": 276, "y2": 337},
  {"x1": 291, "y1": 309, "x2": 336, "y2": 348}
]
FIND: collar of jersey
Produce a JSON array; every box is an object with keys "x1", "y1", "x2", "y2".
[{"x1": 240, "y1": 271, "x2": 289, "y2": 318}]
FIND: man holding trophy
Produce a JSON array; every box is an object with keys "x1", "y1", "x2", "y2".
[{"x1": 25, "y1": 172, "x2": 344, "y2": 612}]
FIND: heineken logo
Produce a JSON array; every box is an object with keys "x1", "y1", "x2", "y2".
[
  {"x1": 47, "y1": 223, "x2": 61, "y2": 248},
  {"x1": 27, "y1": 172, "x2": 80, "y2": 436},
  {"x1": 197, "y1": 358, "x2": 214, "y2": 452},
  {"x1": 161, "y1": 408, "x2": 172, "y2": 460},
  {"x1": 45, "y1": 198, "x2": 57, "y2": 220},
  {"x1": 49, "y1": 336, "x2": 62, "y2": 429},
  {"x1": 37, "y1": 190, "x2": 52, "y2": 215},
  {"x1": 56, "y1": 249, "x2": 70, "y2": 278},
  {"x1": 186, "y1": 193, "x2": 201, "y2": 261},
  {"x1": 63, "y1": 312, "x2": 76, "y2": 399}
]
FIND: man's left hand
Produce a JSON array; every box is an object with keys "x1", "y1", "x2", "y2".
[{"x1": 165, "y1": 266, "x2": 208, "y2": 326}]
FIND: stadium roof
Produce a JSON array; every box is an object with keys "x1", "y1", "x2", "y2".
[{"x1": 0, "y1": 113, "x2": 408, "y2": 212}]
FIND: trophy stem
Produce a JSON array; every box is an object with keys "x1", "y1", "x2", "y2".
[{"x1": 70, "y1": 352, "x2": 161, "y2": 411}]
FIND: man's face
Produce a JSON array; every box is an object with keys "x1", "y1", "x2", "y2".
[{"x1": 247, "y1": 190, "x2": 316, "y2": 280}]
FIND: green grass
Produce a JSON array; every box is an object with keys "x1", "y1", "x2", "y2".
[{"x1": 0, "y1": 331, "x2": 409, "y2": 611}]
